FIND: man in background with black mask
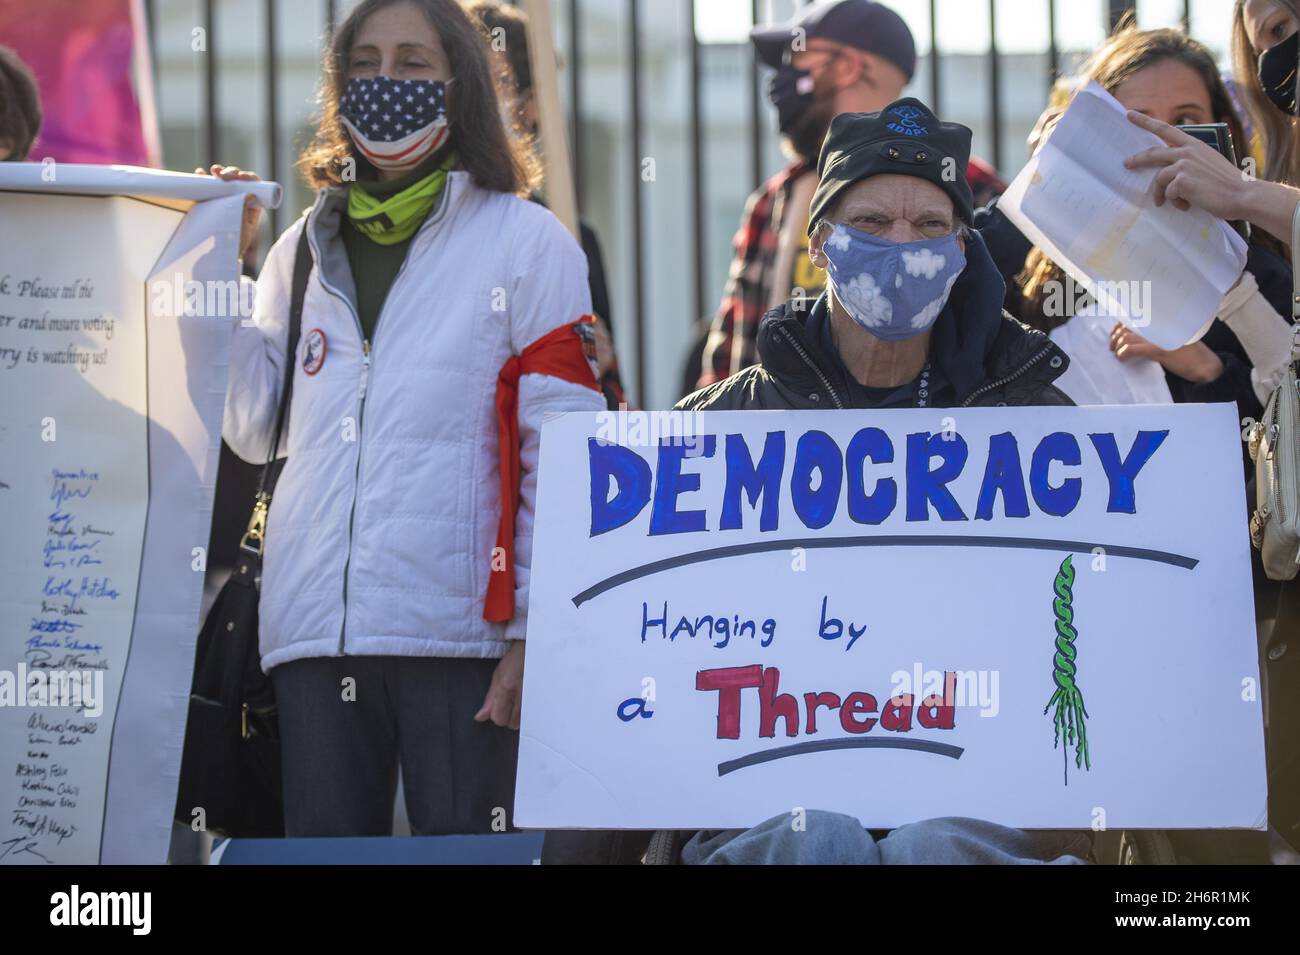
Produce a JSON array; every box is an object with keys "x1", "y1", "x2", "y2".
[
  {"x1": 696, "y1": 0, "x2": 916, "y2": 390},
  {"x1": 696, "y1": 0, "x2": 1005, "y2": 391}
]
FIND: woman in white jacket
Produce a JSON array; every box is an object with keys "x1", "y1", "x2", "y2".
[{"x1": 221, "y1": 0, "x2": 604, "y2": 837}]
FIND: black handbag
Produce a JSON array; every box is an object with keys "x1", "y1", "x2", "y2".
[{"x1": 174, "y1": 227, "x2": 312, "y2": 838}]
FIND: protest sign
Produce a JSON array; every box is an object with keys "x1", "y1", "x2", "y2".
[
  {"x1": 0, "y1": 163, "x2": 280, "y2": 863},
  {"x1": 516, "y1": 405, "x2": 1265, "y2": 830}
]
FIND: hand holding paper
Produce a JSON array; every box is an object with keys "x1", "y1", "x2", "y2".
[
  {"x1": 998, "y1": 81, "x2": 1247, "y2": 350},
  {"x1": 197, "y1": 164, "x2": 265, "y2": 260},
  {"x1": 1110, "y1": 321, "x2": 1225, "y2": 384},
  {"x1": 1123, "y1": 110, "x2": 1255, "y2": 218}
]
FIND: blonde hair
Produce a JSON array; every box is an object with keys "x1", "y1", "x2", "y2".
[{"x1": 1231, "y1": 0, "x2": 1300, "y2": 189}]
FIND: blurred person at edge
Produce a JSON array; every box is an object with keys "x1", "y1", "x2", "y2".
[
  {"x1": 463, "y1": 0, "x2": 628, "y2": 409},
  {"x1": 694, "y1": 0, "x2": 1006, "y2": 392},
  {"x1": 1226, "y1": 0, "x2": 1300, "y2": 860},
  {"x1": 983, "y1": 24, "x2": 1293, "y2": 425},
  {"x1": 207, "y1": 0, "x2": 604, "y2": 837},
  {"x1": 0, "y1": 45, "x2": 41, "y2": 161}
]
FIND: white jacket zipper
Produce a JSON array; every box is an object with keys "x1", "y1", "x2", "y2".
[
  {"x1": 337, "y1": 337, "x2": 371, "y2": 654},
  {"x1": 302, "y1": 219, "x2": 366, "y2": 656},
  {"x1": 307, "y1": 184, "x2": 453, "y2": 655}
]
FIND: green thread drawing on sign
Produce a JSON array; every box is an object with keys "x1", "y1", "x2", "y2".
[{"x1": 1043, "y1": 555, "x2": 1091, "y2": 784}]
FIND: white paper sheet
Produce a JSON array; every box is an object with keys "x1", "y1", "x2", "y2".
[
  {"x1": 1050, "y1": 311, "x2": 1174, "y2": 405},
  {"x1": 0, "y1": 167, "x2": 280, "y2": 864},
  {"x1": 998, "y1": 82, "x2": 1247, "y2": 351}
]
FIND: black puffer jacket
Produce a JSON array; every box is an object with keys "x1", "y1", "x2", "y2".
[
  {"x1": 677, "y1": 304, "x2": 1070, "y2": 411},
  {"x1": 677, "y1": 229, "x2": 1072, "y2": 411}
]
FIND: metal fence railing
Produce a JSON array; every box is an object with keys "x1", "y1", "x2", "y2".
[{"x1": 147, "y1": 0, "x2": 1236, "y2": 406}]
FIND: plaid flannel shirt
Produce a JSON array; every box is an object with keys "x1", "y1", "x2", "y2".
[{"x1": 698, "y1": 161, "x2": 816, "y2": 389}]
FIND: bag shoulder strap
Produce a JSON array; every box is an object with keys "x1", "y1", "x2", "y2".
[
  {"x1": 241, "y1": 222, "x2": 312, "y2": 557},
  {"x1": 1287, "y1": 200, "x2": 1300, "y2": 363},
  {"x1": 1291, "y1": 199, "x2": 1300, "y2": 322},
  {"x1": 258, "y1": 223, "x2": 313, "y2": 490}
]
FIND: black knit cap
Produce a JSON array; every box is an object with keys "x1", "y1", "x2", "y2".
[{"x1": 808, "y1": 97, "x2": 973, "y2": 235}]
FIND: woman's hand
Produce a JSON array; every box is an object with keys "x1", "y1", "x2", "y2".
[
  {"x1": 1122, "y1": 111, "x2": 1249, "y2": 219},
  {"x1": 592, "y1": 315, "x2": 616, "y2": 378},
  {"x1": 1110, "y1": 322, "x2": 1224, "y2": 383},
  {"x1": 1123, "y1": 111, "x2": 1300, "y2": 246},
  {"x1": 197, "y1": 163, "x2": 263, "y2": 260},
  {"x1": 475, "y1": 640, "x2": 524, "y2": 730}
]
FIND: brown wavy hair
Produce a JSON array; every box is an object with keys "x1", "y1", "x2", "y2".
[
  {"x1": 1017, "y1": 21, "x2": 1250, "y2": 331},
  {"x1": 296, "y1": 0, "x2": 539, "y2": 194}
]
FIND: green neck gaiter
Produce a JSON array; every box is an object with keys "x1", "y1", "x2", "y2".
[{"x1": 347, "y1": 152, "x2": 458, "y2": 245}]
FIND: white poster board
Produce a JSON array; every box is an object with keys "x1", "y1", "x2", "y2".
[
  {"x1": 516, "y1": 405, "x2": 1266, "y2": 831},
  {"x1": 0, "y1": 164, "x2": 280, "y2": 863}
]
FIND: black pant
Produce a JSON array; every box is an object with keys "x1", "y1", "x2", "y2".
[{"x1": 271, "y1": 655, "x2": 518, "y2": 837}]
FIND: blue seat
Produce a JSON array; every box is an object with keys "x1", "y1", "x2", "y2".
[{"x1": 210, "y1": 832, "x2": 544, "y2": 865}]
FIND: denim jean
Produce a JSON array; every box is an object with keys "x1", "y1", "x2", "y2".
[{"x1": 683, "y1": 811, "x2": 1092, "y2": 864}]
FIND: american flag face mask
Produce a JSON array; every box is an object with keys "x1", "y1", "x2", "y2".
[{"x1": 340, "y1": 75, "x2": 450, "y2": 173}]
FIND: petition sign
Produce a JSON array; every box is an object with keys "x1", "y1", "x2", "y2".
[
  {"x1": 516, "y1": 404, "x2": 1266, "y2": 831},
  {"x1": 0, "y1": 164, "x2": 279, "y2": 863}
]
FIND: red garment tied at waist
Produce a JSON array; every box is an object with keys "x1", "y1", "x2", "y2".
[{"x1": 486, "y1": 316, "x2": 600, "y2": 622}]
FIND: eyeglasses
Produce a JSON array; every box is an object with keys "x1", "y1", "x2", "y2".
[{"x1": 825, "y1": 217, "x2": 968, "y2": 241}]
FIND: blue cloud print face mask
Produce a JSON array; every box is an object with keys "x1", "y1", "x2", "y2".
[{"x1": 821, "y1": 222, "x2": 966, "y2": 341}]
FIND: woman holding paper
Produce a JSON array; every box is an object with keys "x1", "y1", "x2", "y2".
[
  {"x1": 994, "y1": 24, "x2": 1293, "y2": 416},
  {"x1": 1126, "y1": 1, "x2": 1300, "y2": 248},
  {"x1": 220, "y1": 0, "x2": 604, "y2": 837},
  {"x1": 1116, "y1": 2, "x2": 1300, "y2": 411}
]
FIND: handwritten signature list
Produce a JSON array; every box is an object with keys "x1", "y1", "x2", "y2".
[{"x1": 4, "y1": 470, "x2": 121, "y2": 864}]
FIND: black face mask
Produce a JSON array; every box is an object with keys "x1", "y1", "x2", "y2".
[
  {"x1": 768, "y1": 62, "x2": 818, "y2": 135},
  {"x1": 1258, "y1": 28, "x2": 1299, "y2": 116}
]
